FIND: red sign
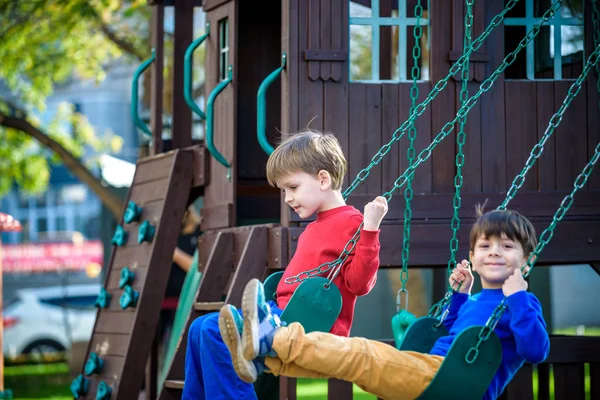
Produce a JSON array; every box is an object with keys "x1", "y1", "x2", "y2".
[{"x1": 1, "y1": 241, "x2": 103, "y2": 273}]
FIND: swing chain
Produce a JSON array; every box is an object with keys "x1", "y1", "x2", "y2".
[
  {"x1": 524, "y1": 139, "x2": 600, "y2": 279},
  {"x1": 471, "y1": 134, "x2": 600, "y2": 363},
  {"x1": 500, "y1": 43, "x2": 600, "y2": 210},
  {"x1": 428, "y1": 290, "x2": 453, "y2": 319},
  {"x1": 341, "y1": 0, "x2": 520, "y2": 200},
  {"x1": 285, "y1": 0, "x2": 560, "y2": 286},
  {"x1": 448, "y1": 0, "x2": 475, "y2": 283},
  {"x1": 380, "y1": 1, "x2": 564, "y2": 205},
  {"x1": 466, "y1": 301, "x2": 507, "y2": 364},
  {"x1": 400, "y1": 0, "x2": 424, "y2": 293},
  {"x1": 592, "y1": 0, "x2": 600, "y2": 110}
]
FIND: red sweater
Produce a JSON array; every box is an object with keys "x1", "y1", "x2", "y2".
[{"x1": 275, "y1": 205, "x2": 381, "y2": 336}]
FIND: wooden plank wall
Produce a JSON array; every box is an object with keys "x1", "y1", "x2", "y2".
[
  {"x1": 283, "y1": 0, "x2": 600, "y2": 266},
  {"x1": 81, "y1": 151, "x2": 192, "y2": 400},
  {"x1": 202, "y1": 1, "x2": 237, "y2": 230}
]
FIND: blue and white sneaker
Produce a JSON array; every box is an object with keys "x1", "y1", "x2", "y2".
[
  {"x1": 241, "y1": 279, "x2": 282, "y2": 361},
  {"x1": 219, "y1": 304, "x2": 258, "y2": 383}
]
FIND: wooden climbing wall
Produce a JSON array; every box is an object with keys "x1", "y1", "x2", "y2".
[{"x1": 77, "y1": 149, "x2": 197, "y2": 400}]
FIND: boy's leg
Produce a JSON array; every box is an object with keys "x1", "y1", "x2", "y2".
[
  {"x1": 199, "y1": 312, "x2": 258, "y2": 400},
  {"x1": 182, "y1": 314, "x2": 211, "y2": 400},
  {"x1": 266, "y1": 323, "x2": 444, "y2": 400}
]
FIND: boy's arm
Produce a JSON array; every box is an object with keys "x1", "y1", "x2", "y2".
[
  {"x1": 507, "y1": 292, "x2": 550, "y2": 364},
  {"x1": 441, "y1": 292, "x2": 469, "y2": 330},
  {"x1": 340, "y1": 216, "x2": 381, "y2": 296}
]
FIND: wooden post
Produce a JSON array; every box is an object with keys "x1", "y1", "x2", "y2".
[{"x1": 0, "y1": 213, "x2": 22, "y2": 397}]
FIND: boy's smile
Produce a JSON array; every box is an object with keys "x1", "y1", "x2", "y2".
[{"x1": 470, "y1": 233, "x2": 528, "y2": 289}]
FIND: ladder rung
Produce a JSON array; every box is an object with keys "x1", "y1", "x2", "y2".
[
  {"x1": 193, "y1": 301, "x2": 225, "y2": 311},
  {"x1": 164, "y1": 380, "x2": 185, "y2": 389}
]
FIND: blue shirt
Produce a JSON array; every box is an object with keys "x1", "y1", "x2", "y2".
[{"x1": 430, "y1": 289, "x2": 550, "y2": 400}]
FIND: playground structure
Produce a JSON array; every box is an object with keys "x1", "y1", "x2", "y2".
[{"x1": 71, "y1": 1, "x2": 600, "y2": 399}]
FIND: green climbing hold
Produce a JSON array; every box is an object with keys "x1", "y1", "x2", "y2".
[
  {"x1": 124, "y1": 201, "x2": 143, "y2": 224},
  {"x1": 96, "y1": 381, "x2": 113, "y2": 400},
  {"x1": 84, "y1": 352, "x2": 104, "y2": 376},
  {"x1": 95, "y1": 288, "x2": 111, "y2": 309},
  {"x1": 119, "y1": 267, "x2": 135, "y2": 289},
  {"x1": 138, "y1": 220, "x2": 155, "y2": 243},
  {"x1": 120, "y1": 285, "x2": 139, "y2": 309},
  {"x1": 70, "y1": 374, "x2": 90, "y2": 398},
  {"x1": 111, "y1": 225, "x2": 128, "y2": 246}
]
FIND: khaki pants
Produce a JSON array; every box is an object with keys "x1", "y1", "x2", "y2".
[{"x1": 265, "y1": 323, "x2": 444, "y2": 400}]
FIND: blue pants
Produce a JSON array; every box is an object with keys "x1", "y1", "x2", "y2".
[{"x1": 182, "y1": 301, "x2": 282, "y2": 400}]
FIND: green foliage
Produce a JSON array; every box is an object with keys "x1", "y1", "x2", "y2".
[{"x1": 0, "y1": 0, "x2": 148, "y2": 197}]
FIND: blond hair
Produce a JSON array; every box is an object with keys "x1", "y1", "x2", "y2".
[
  {"x1": 266, "y1": 130, "x2": 347, "y2": 190},
  {"x1": 469, "y1": 205, "x2": 537, "y2": 256}
]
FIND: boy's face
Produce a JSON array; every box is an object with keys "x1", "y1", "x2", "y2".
[
  {"x1": 469, "y1": 233, "x2": 528, "y2": 289},
  {"x1": 276, "y1": 171, "x2": 330, "y2": 219}
]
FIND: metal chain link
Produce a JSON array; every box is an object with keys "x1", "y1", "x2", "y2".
[
  {"x1": 447, "y1": 0, "x2": 474, "y2": 285},
  {"x1": 466, "y1": 43, "x2": 600, "y2": 362},
  {"x1": 342, "y1": 0, "x2": 521, "y2": 200},
  {"x1": 500, "y1": 44, "x2": 600, "y2": 210},
  {"x1": 285, "y1": 0, "x2": 522, "y2": 285},
  {"x1": 381, "y1": 1, "x2": 564, "y2": 203},
  {"x1": 286, "y1": 0, "x2": 557, "y2": 286},
  {"x1": 469, "y1": 138, "x2": 600, "y2": 362},
  {"x1": 593, "y1": 0, "x2": 600, "y2": 110},
  {"x1": 399, "y1": 0, "x2": 424, "y2": 300}
]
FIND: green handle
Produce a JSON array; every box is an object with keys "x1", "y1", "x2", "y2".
[
  {"x1": 131, "y1": 49, "x2": 156, "y2": 137},
  {"x1": 206, "y1": 65, "x2": 233, "y2": 174},
  {"x1": 184, "y1": 23, "x2": 210, "y2": 120},
  {"x1": 257, "y1": 53, "x2": 286, "y2": 155}
]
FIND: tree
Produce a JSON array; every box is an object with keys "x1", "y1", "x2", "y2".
[{"x1": 0, "y1": 0, "x2": 152, "y2": 218}]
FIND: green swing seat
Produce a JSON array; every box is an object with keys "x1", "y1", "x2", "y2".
[
  {"x1": 396, "y1": 316, "x2": 502, "y2": 400},
  {"x1": 263, "y1": 271, "x2": 343, "y2": 333},
  {"x1": 416, "y1": 325, "x2": 502, "y2": 400},
  {"x1": 397, "y1": 316, "x2": 448, "y2": 353}
]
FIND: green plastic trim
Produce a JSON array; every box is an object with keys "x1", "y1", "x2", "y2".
[
  {"x1": 184, "y1": 23, "x2": 210, "y2": 120},
  {"x1": 205, "y1": 65, "x2": 233, "y2": 174},
  {"x1": 131, "y1": 49, "x2": 156, "y2": 137},
  {"x1": 257, "y1": 53, "x2": 286, "y2": 155}
]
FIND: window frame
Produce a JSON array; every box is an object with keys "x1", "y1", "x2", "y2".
[
  {"x1": 349, "y1": 0, "x2": 430, "y2": 83},
  {"x1": 504, "y1": 0, "x2": 584, "y2": 80}
]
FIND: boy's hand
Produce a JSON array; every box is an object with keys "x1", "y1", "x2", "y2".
[
  {"x1": 363, "y1": 196, "x2": 388, "y2": 231},
  {"x1": 449, "y1": 260, "x2": 473, "y2": 294},
  {"x1": 502, "y1": 269, "x2": 528, "y2": 297}
]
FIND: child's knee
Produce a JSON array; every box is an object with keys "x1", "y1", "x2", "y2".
[{"x1": 199, "y1": 313, "x2": 222, "y2": 342}]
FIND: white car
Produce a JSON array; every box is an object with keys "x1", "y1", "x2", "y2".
[{"x1": 3, "y1": 284, "x2": 100, "y2": 361}]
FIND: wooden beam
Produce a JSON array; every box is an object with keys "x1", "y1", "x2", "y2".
[
  {"x1": 150, "y1": 3, "x2": 164, "y2": 155},
  {"x1": 171, "y1": 0, "x2": 194, "y2": 149}
]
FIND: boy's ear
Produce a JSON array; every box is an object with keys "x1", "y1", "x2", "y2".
[
  {"x1": 318, "y1": 170, "x2": 332, "y2": 189},
  {"x1": 468, "y1": 250, "x2": 475, "y2": 270}
]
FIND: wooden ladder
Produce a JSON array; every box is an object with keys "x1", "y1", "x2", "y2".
[
  {"x1": 76, "y1": 147, "x2": 207, "y2": 400},
  {"x1": 159, "y1": 224, "x2": 287, "y2": 399}
]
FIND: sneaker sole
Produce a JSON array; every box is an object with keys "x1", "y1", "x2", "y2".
[
  {"x1": 242, "y1": 279, "x2": 260, "y2": 360},
  {"x1": 218, "y1": 306, "x2": 257, "y2": 383}
]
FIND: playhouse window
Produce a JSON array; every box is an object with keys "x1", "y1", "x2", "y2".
[
  {"x1": 218, "y1": 18, "x2": 229, "y2": 81},
  {"x1": 504, "y1": 0, "x2": 584, "y2": 80},
  {"x1": 349, "y1": 0, "x2": 430, "y2": 82}
]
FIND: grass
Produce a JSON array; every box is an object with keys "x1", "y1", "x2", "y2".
[
  {"x1": 4, "y1": 326, "x2": 598, "y2": 399},
  {"x1": 4, "y1": 363, "x2": 72, "y2": 400},
  {"x1": 297, "y1": 379, "x2": 376, "y2": 399}
]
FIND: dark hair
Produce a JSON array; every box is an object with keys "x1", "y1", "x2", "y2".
[{"x1": 469, "y1": 205, "x2": 537, "y2": 256}]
